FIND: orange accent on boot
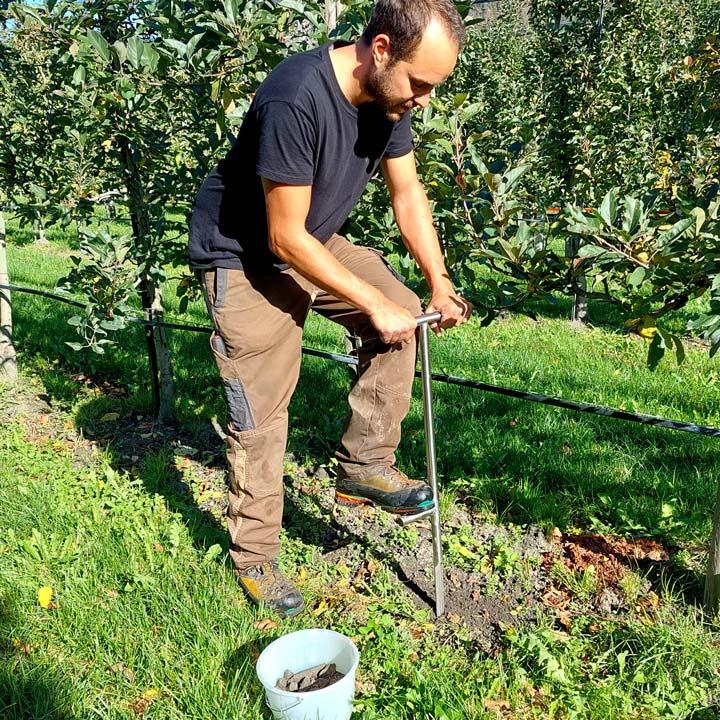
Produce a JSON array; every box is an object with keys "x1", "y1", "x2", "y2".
[{"x1": 335, "y1": 490, "x2": 372, "y2": 506}]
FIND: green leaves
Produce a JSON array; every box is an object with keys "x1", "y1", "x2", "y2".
[
  {"x1": 599, "y1": 190, "x2": 618, "y2": 226},
  {"x1": 58, "y1": 227, "x2": 138, "y2": 354},
  {"x1": 647, "y1": 326, "x2": 686, "y2": 370},
  {"x1": 85, "y1": 29, "x2": 110, "y2": 64},
  {"x1": 126, "y1": 37, "x2": 160, "y2": 72},
  {"x1": 656, "y1": 216, "x2": 695, "y2": 249},
  {"x1": 222, "y1": 0, "x2": 239, "y2": 26}
]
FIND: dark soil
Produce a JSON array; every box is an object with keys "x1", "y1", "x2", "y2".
[
  {"x1": 2, "y1": 383, "x2": 682, "y2": 651},
  {"x1": 276, "y1": 663, "x2": 345, "y2": 692},
  {"x1": 281, "y1": 457, "x2": 675, "y2": 649}
]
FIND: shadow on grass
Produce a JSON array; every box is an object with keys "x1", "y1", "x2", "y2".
[
  {"x1": 10, "y1": 289, "x2": 719, "y2": 575},
  {"x1": 224, "y1": 638, "x2": 275, "y2": 720},
  {"x1": 686, "y1": 707, "x2": 720, "y2": 720},
  {"x1": 0, "y1": 592, "x2": 75, "y2": 720}
]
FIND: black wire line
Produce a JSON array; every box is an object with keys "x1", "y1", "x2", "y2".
[{"x1": 2, "y1": 282, "x2": 719, "y2": 438}]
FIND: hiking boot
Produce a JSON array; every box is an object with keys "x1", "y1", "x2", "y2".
[
  {"x1": 335, "y1": 465, "x2": 434, "y2": 514},
  {"x1": 235, "y1": 560, "x2": 304, "y2": 618}
]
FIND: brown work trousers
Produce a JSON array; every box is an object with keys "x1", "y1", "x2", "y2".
[{"x1": 198, "y1": 234, "x2": 422, "y2": 570}]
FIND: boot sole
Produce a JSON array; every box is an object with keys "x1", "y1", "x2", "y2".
[{"x1": 335, "y1": 490, "x2": 434, "y2": 515}]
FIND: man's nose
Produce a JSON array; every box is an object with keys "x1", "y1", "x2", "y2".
[{"x1": 413, "y1": 92, "x2": 431, "y2": 109}]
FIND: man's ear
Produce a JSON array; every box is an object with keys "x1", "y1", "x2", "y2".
[{"x1": 370, "y1": 33, "x2": 392, "y2": 67}]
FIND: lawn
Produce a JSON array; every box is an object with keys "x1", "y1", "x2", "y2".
[{"x1": 2, "y1": 224, "x2": 720, "y2": 719}]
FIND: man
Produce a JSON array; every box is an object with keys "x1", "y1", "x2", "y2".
[{"x1": 189, "y1": 0, "x2": 472, "y2": 617}]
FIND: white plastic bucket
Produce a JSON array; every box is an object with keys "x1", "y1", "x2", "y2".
[{"x1": 255, "y1": 628, "x2": 360, "y2": 720}]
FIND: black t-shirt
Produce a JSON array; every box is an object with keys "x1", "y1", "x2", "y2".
[{"x1": 188, "y1": 42, "x2": 413, "y2": 272}]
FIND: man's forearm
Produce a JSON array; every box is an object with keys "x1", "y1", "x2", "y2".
[
  {"x1": 271, "y1": 229, "x2": 389, "y2": 315},
  {"x1": 390, "y1": 182, "x2": 453, "y2": 292},
  {"x1": 262, "y1": 179, "x2": 418, "y2": 344}
]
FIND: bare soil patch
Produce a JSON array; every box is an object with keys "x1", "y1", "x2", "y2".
[{"x1": 2, "y1": 383, "x2": 681, "y2": 650}]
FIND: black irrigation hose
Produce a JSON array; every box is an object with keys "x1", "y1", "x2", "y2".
[{"x1": 3, "y1": 283, "x2": 720, "y2": 438}]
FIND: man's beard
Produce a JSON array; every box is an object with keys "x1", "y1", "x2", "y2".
[{"x1": 364, "y1": 65, "x2": 413, "y2": 122}]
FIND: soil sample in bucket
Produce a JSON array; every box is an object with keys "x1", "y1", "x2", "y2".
[{"x1": 276, "y1": 663, "x2": 346, "y2": 693}]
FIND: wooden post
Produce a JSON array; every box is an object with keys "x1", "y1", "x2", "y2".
[
  {"x1": 0, "y1": 205, "x2": 18, "y2": 383},
  {"x1": 704, "y1": 477, "x2": 720, "y2": 617}
]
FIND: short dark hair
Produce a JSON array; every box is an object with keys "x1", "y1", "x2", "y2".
[{"x1": 361, "y1": 0, "x2": 466, "y2": 62}]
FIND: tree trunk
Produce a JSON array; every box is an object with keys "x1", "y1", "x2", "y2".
[
  {"x1": 704, "y1": 477, "x2": 720, "y2": 617},
  {"x1": 325, "y1": 0, "x2": 341, "y2": 30},
  {"x1": 124, "y1": 143, "x2": 175, "y2": 422},
  {"x1": 34, "y1": 209, "x2": 49, "y2": 246},
  {"x1": 140, "y1": 276, "x2": 175, "y2": 423},
  {"x1": 0, "y1": 206, "x2": 18, "y2": 383},
  {"x1": 129, "y1": 211, "x2": 175, "y2": 423},
  {"x1": 565, "y1": 235, "x2": 588, "y2": 323}
]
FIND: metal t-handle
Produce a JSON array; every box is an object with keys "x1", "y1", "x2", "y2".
[{"x1": 399, "y1": 311, "x2": 445, "y2": 616}]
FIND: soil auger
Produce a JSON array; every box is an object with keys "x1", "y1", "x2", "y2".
[{"x1": 399, "y1": 312, "x2": 445, "y2": 617}]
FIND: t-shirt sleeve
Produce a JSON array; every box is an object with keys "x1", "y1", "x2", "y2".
[
  {"x1": 255, "y1": 101, "x2": 316, "y2": 185},
  {"x1": 383, "y1": 111, "x2": 413, "y2": 159}
]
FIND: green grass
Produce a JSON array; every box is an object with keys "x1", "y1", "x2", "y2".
[
  {"x1": 3, "y1": 223, "x2": 720, "y2": 718},
  {"x1": 1, "y1": 413, "x2": 718, "y2": 719}
]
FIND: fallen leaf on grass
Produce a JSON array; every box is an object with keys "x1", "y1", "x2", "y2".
[
  {"x1": 11, "y1": 639, "x2": 33, "y2": 655},
  {"x1": 541, "y1": 587, "x2": 569, "y2": 610},
  {"x1": 354, "y1": 679, "x2": 377, "y2": 695},
  {"x1": 111, "y1": 662, "x2": 136, "y2": 683},
  {"x1": 456, "y1": 544, "x2": 479, "y2": 561},
  {"x1": 37, "y1": 586, "x2": 55, "y2": 609},
  {"x1": 484, "y1": 697, "x2": 511, "y2": 712},
  {"x1": 253, "y1": 619, "x2": 278, "y2": 631},
  {"x1": 99, "y1": 412, "x2": 120, "y2": 423},
  {"x1": 37, "y1": 414, "x2": 49, "y2": 425},
  {"x1": 130, "y1": 689, "x2": 159, "y2": 717},
  {"x1": 409, "y1": 623, "x2": 435, "y2": 640}
]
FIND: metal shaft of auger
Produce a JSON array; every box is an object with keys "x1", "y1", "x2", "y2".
[{"x1": 402, "y1": 312, "x2": 445, "y2": 617}]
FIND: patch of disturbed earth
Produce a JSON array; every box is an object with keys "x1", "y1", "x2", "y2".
[
  {"x1": 0, "y1": 383, "x2": 97, "y2": 468},
  {"x1": 1, "y1": 382, "x2": 230, "y2": 519},
  {"x1": 3, "y1": 388, "x2": 676, "y2": 642},
  {"x1": 285, "y1": 467, "x2": 674, "y2": 645},
  {"x1": 81, "y1": 413, "x2": 229, "y2": 518},
  {"x1": 284, "y1": 470, "x2": 556, "y2": 645}
]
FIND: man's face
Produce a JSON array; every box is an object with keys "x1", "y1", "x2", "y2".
[{"x1": 365, "y1": 18, "x2": 459, "y2": 122}]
